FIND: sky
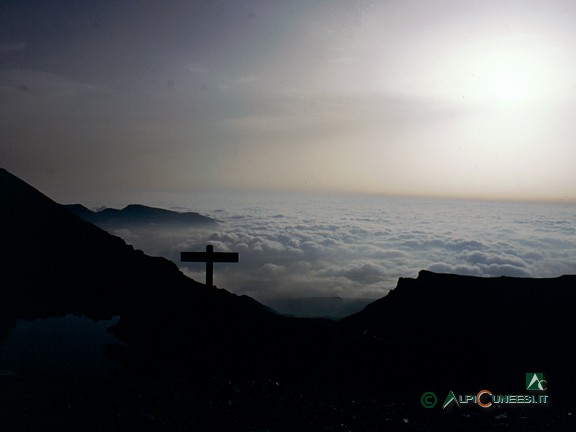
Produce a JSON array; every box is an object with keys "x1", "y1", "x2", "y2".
[{"x1": 2, "y1": 0, "x2": 576, "y2": 202}]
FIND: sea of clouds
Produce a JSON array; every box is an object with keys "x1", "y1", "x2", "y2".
[{"x1": 104, "y1": 192, "x2": 576, "y2": 317}]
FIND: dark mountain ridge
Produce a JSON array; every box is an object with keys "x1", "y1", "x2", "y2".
[
  {"x1": 339, "y1": 270, "x2": 576, "y2": 399},
  {"x1": 0, "y1": 168, "x2": 333, "y2": 378},
  {"x1": 65, "y1": 203, "x2": 216, "y2": 226}
]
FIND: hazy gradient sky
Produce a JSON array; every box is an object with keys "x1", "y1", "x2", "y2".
[{"x1": 2, "y1": 0, "x2": 576, "y2": 203}]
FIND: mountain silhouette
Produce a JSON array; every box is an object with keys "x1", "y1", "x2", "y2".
[
  {"x1": 65, "y1": 203, "x2": 216, "y2": 227},
  {"x1": 0, "y1": 168, "x2": 334, "y2": 378},
  {"x1": 339, "y1": 270, "x2": 576, "y2": 399},
  {"x1": 2, "y1": 167, "x2": 576, "y2": 430},
  {"x1": 2, "y1": 167, "x2": 575, "y2": 385}
]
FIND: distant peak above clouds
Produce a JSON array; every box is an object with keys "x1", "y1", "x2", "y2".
[{"x1": 64, "y1": 203, "x2": 217, "y2": 227}]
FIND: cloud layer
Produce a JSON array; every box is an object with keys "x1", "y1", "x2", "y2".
[{"x1": 104, "y1": 194, "x2": 576, "y2": 308}]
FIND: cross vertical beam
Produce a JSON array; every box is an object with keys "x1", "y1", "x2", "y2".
[
  {"x1": 206, "y1": 244, "x2": 214, "y2": 287},
  {"x1": 181, "y1": 244, "x2": 239, "y2": 287}
]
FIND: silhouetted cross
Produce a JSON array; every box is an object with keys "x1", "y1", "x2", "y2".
[{"x1": 181, "y1": 244, "x2": 239, "y2": 287}]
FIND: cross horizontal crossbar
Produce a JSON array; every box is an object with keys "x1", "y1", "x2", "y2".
[
  {"x1": 180, "y1": 244, "x2": 239, "y2": 287},
  {"x1": 180, "y1": 251, "x2": 239, "y2": 263}
]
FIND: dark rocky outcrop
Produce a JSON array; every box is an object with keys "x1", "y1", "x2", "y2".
[{"x1": 339, "y1": 270, "x2": 576, "y2": 400}]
